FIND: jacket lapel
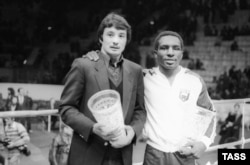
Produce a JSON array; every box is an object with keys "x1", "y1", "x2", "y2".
[
  {"x1": 122, "y1": 60, "x2": 134, "y2": 118},
  {"x1": 94, "y1": 57, "x2": 133, "y2": 118},
  {"x1": 94, "y1": 55, "x2": 109, "y2": 90}
]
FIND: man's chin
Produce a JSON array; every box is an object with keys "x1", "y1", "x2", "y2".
[
  {"x1": 107, "y1": 51, "x2": 122, "y2": 57},
  {"x1": 162, "y1": 65, "x2": 176, "y2": 70}
]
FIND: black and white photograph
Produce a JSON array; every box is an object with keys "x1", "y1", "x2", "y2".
[{"x1": 1, "y1": 0, "x2": 250, "y2": 165}]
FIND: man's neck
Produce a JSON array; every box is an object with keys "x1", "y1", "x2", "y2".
[
  {"x1": 159, "y1": 66, "x2": 181, "y2": 85},
  {"x1": 101, "y1": 50, "x2": 121, "y2": 65},
  {"x1": 160, "y1": 66, "x2": 181, "y2": 77},
  {"x1": 111, "y1": 58, "x2": 123, "y2": 68}
]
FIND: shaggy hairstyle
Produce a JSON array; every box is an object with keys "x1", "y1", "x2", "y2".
[
  {"x1": 97, "y1": 12, "x2": 132, "y2": 44},
  {"x1": 153, "y1": 31, "x2": 184, "y2": 50},
  {"x1": 8, "y1": 87, "x2": 15, "y2": 96}
]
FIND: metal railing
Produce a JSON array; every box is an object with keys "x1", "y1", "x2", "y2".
[{"x1": 0, "y1": 109, "x2": 60, "y2": 132}]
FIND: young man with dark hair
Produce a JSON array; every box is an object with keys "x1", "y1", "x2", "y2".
[{"x1": 59, "y1": 12, "x2": 146, "y2": 165}]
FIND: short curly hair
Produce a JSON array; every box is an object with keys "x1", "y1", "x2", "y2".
[
  {"x1": 153, "y1": 31, "x2": 184, "y2": 51},
  {"x1": 97, "y1": 12, "x2": 132, "y2": 44}
]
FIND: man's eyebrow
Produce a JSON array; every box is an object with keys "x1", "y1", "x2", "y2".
[{"x1": 160, "y1": 44, "x2": 180, "y2": 47}]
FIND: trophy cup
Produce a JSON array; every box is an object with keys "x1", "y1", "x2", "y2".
[{"x1": 88, "y1": 90, "x2": 125, "y2": 133}]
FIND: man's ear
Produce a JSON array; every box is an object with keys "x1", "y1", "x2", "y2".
[
  {"x1": 180, "y1": 51, "x2": 184, "y2": 60},
  {"x1": 153, "y1": 50, "x2": 157, "y2": 58},
  {"x1": 99, "y1": 38, "x2": 103, "y2": 45}
]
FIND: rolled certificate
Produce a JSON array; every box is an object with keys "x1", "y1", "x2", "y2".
[{"x1": 88, "y1": 90, "x2": 125, "y2": 132}]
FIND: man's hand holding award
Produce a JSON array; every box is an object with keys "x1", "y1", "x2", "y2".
[
  {"x1": 178, "y1": 106, "x2": 216, "y2": 158},
  {"x1": 88, "y1": 90, "x2": 134, "y2": 148}
]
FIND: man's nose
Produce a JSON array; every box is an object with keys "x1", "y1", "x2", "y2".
[
  {"x1": 113, "y1": 41, "x2": 118, "y2": 45},
  {"x1": 112, "y1": 36, "x2": 120, "y2": 45},
  {"x1": 168, "y1": 47, "x2": 174, "y2": 54},
  {"x1": 167, "y1": 48, "x2": 174, "y2": 55}
]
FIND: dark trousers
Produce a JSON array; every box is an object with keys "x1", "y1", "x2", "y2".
[
  {"x1": 143, "y1": 144, "x2": 196, "y2": 165},
  {"x1": 0, "y1": 154, "x2": 5, "y2": 165},
  {"x1": 102, "y1": 145, "x2": 124, "y2": 165}
]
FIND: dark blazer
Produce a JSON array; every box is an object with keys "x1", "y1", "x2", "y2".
[
  {"x1": 17, "y1": 96, "x2": 33, "y2": 110},
  {"x1": 59, "y1": 54, "x2": 146, "y2": 165}
]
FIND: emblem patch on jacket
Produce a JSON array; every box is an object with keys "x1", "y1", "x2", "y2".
[{"x1": 179, "y1": 89, "x2": 190, "y2": 102}]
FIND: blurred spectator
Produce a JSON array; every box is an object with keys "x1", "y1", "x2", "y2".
[
  {"x1": 182, "y1": 50, "x2": 189, "y2": 59},
  {"x1": 0, "y1": 154, "x2": 4, "y2": 165},
  {"x1": 208, "y1": 87, "x2": 221, "y2": 100},
  {"x1": 243, "y1": 66, "x2": 250, "y2": 79},
  {"x1": 219, "y1": 103, "x2": 242, "y2": 147},
  {"x1": 0, "y1": 93, "x2": 5, "y2": 112},
  {"x1": 187, "y1": 58, "x2": 195, "y2": 70},
  {"x1": 204, "y1": 24, "x2": 218, "y2": 36},
  {"x1": 50, "y1": 97, "x2": 59, "y2": 130},
  {"x1": 16, "y1": 88, "x2": 33, "y2": 133},
  {"x1": 48, "y1": 123, "x2": 72, "y2": 165},
  {"x1": 196, "y1": 58, "x2": 205, "y2": 70},
  {"x1": 229, "y1": 65, "x2": 237, "y2": 79},
  {"x1": 213, "y1": 65, "x2": 250, "y2": 99},
  {"x1": 145, "y1": 53, "x2": 156, "y2": 68},
  {"x1": 187, "y1": 58, "x2": 205, "y2": 70},
  {"x1": 0, "y1": 118, "x2": 6, "y2": 165},
  {"x1": 5, "y1": 88, "x2": 18, "y2": 111},
  {"x1": 230, "y1": 40, "x2": 240, "y2": 51},
  {"x1": 1, "y1": 117, "x2": 30, "y2": 165}
]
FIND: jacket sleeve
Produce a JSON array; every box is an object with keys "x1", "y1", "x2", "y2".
[
  {"x1": 130, "y1": 68, "x2": 147, "y2": 143},
  {"x1": 59, "y1": 59, "x2": 95, "y2": 142},
  {"x1": 197, "y1": 77, "x2": 216, "y2": 149}
]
